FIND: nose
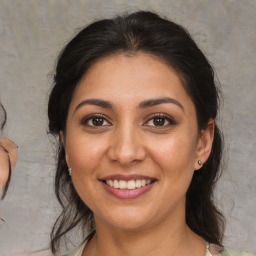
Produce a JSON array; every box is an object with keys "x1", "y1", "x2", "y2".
[{"x1": 107, "y1": 125, "x2": 146, "y2": 166}]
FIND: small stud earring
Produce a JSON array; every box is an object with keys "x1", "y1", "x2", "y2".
[
  {"x1": 198, "y1": 160, "x2": 203, "y2": 167},
  {"x1": 68, "y1": 167, "x2": 71, "y2": 176}
]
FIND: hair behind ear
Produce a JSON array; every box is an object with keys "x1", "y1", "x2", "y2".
[{"x1": 186, "y1": 124, "x2": 225, "y2": 246}]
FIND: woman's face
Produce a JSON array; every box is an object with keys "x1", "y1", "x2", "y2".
[{"x1": 62, "y1": 53, "x2": 213, "y2": 231}]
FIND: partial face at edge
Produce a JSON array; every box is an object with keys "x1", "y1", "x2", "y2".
[
  {"x1": 0, "y1": 138, "x2": 18, "y2": 189},
  {"x1": 61, "y1": 53, "x2": 214, "y2": 231}
]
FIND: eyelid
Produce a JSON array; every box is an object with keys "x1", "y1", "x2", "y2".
[
  {"x1": 80, "y1": 114, "x2": 112, "y2": 126},
  {"x1": 143, "y1": 113, "x2": 177, "y2": 127}
]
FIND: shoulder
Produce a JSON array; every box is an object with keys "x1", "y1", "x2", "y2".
[
  {"x1": 65, "y1": 242, "x2": 86, "y2": 256},
  {"x1": 222, "y1": 247, "x2": 253, "y2": 256}
]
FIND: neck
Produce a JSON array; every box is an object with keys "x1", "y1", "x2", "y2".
[{"x1": 83, "y1": 212, "x2": 205, "y2": 256}]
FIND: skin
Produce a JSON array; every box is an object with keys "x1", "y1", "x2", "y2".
[
  {"x1": 0, "y1": 138, "x2": 18, "y2": 189},
  {"x1": 61, "y1": 53, "x2": 214, "y2": 256}
]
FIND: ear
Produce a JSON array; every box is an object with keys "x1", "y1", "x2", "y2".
[
  {"x1": 194, "y1": 119, "x2": 215, "y2": 170},
  {"x1": 60, "y1": 130, "x2": 70, "y2": 167}
]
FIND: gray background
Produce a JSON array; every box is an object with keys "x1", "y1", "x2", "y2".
[{"x1": 0, "y1": 0, "x2": 255, "y2": 255}]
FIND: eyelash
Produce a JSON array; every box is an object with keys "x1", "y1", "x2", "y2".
[
  {"x1": 143, "y1": 114, "x2": 176, "y2": 127},
  {"x1": 80, "y1": 113, "x2": 176, "y2": 128},
  {"x1": 81, "y1": 114, "x2": 111, "y2": 127}
]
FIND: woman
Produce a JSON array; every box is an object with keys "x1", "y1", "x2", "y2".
[
  {"x1": 47, "y1": 11, "x2": 252, "y2": 256},
  {"x1": 0, "y1": 103, "x2": 18, "y2": 199}
]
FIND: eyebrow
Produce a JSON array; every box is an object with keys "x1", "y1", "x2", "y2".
[
  {"x1": 74, "y1": 97, "x2": 184, "y2": 113},
  {"x1": 139, "y1": 97, "x2": 184, "y2": 112},
  {"x1": 74, "y1": 99, "x2": 113, "y2": 112}
]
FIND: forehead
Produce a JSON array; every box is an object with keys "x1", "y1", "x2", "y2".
[{"x1": 70, "y1": 53, "x2": 194, "y2": 110}]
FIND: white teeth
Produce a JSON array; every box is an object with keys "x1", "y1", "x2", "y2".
[
  {"x1": 127, "y1": 180, "x2": 135, "y2": 189},
  {"x1": 135, "y1": 180, "x2": 142, "y2": 188},
  {"x1": 113, "y1": 180, "x2": 119, "y2": 189},
  {"x1": 106, "y1": 179, "x2": 153, "y2": 189},
  {"x1": 119, "y1": 180, "x2": 126, "y2": 189}
]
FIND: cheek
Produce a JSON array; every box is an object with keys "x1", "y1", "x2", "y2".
[
  {"x1": 65, "y1": 136, "x2": 107, "y2": 208},
  {"x1": 149, "y1": 132, "x2": 197, "y2": 175},
  {"x1": 66, "y1": 135, "x2": 107, "y2": 175},
  {"x1": 152, "y1": 135, "x2": 197, "y2": 202}
]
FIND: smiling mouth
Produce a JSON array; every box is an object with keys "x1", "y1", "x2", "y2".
[
  {"x1": 103, "y1": 179, "x2": 156, "y2": 190},
  {"x1": 99, "y1": 175, "x2": 157, "y2": 199}
]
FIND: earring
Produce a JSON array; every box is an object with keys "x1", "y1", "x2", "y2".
[
  {"x1": 198, "y1": 160, "x2": 203, "y2": 167},
  {"x1": 68, "y1": 167, "x2": 71, "y2": 176}
]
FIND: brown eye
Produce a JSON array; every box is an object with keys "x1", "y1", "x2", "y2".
[
  {"x1": 153, "y1": 117, "x2": 166, "y2": 126},
  {"x1": 81, "y1": 114, "x2": 111, "y2": 127},
  {"x1": 92, "y1": 117, "x2": 104, "y2": 126},
  {"x1": 144, "y1": 114, "x2": 176, "y2": 127}
]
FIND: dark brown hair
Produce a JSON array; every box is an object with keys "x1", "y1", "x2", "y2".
[{"x1": 48, "y1": 11, "x2": 225, "y2": 254}]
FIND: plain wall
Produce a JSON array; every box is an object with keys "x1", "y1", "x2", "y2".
[{"x1": 0, "y1": 0, "x2": 255, "y2": 255}]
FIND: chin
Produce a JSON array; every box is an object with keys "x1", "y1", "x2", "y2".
[
  {"x1": 109, "y1": 219, "x2": 151, "y2": 231},
  {"x1": 99, "y1": 207, "x2": 156, "y2": 231}
]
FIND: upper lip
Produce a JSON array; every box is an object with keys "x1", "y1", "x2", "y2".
[{"x1": 100, "y1": 174, "x2": 156, "y2": 181}]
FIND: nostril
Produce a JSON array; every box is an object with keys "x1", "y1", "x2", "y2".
[{"x1": 107, "y1": 146, "x2": 146, "y2": 166}]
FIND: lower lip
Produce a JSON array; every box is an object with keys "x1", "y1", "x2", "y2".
[{"x1": 102, "y1": 182, "x2": 155, "y2": 199}]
